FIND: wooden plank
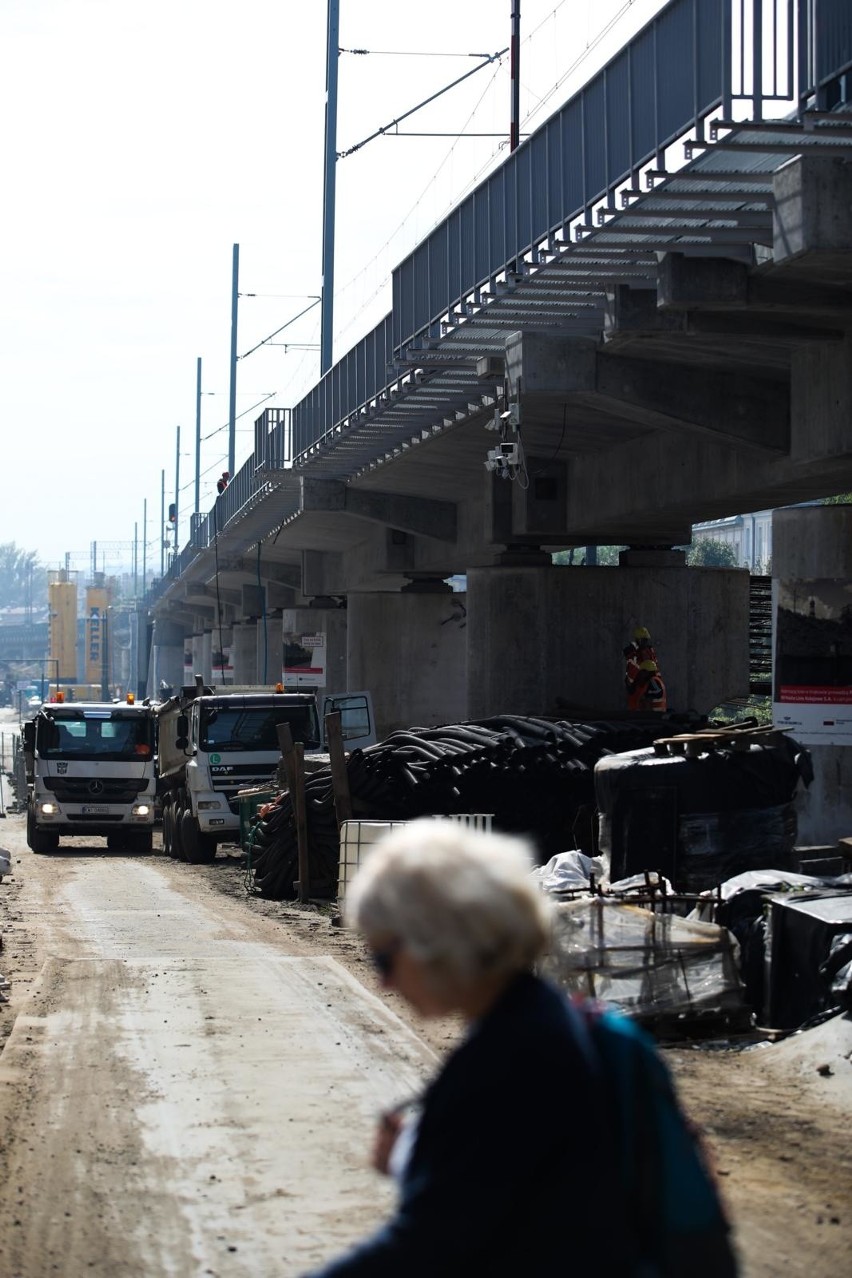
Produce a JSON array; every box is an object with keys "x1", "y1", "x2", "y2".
[
  {"x1": 276, "y1": 724, "x2": 310, "y2": 903},
  {"x1": 292, "y1": 742, "x2": 310, "y2": 903},
  {"x1": 325, "y1": 710, "x2": 353, "y2": 827}
]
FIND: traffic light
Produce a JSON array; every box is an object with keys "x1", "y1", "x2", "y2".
[{"x1": 168, "y1": 503, "x2": 176, "y2": 523}]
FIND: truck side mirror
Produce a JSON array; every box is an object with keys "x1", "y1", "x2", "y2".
[
  {"x1": 175, "y1": 713, "x2": 189, "y2": 752},
  {"x1": 23, "y1": 722, "x2": 34, "y2": 752}
]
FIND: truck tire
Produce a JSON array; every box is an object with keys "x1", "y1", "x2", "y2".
[
  {"x1": 27, "y1": 806, "x2": 57, "y2": 854},
  {"x1": 181, "y1": 811, "x2": 216, "y2": 864},
  {"x1": 162, "y1": 799, "x2": 174, "y2": 857},
  {"x1": 172, "y1": 797, "x2": 186, "y2": 861}
]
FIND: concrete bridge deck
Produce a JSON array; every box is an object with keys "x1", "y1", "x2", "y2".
[{"x1": 144, "y1": 1, "x2": 852, "y2": 738}]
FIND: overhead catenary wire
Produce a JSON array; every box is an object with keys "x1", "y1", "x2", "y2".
[
  {"x1": 337, "y1": 48, "x2": 508, "y2": 158},
  {"x1": 333, "y1": 0, "x2": 640, "y2": 331},
  {"x1": 340, "y1": 47, "x2": 499, "y2": 58}
]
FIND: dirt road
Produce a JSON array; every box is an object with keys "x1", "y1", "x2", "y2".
[
  {"x1": 0, "y1": 799, "x2": 851, "y2": 1276},
  {"x1": 0, "y1": 815, "x2": 437, "y2": 1276}
]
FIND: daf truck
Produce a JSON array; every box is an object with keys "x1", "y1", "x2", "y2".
[
  {"x1": 155, "y1": 682, "x2": 375, "y2": 863},
  {"x1": 23, "y1": 698, "x2": 157, "y2": 853}
]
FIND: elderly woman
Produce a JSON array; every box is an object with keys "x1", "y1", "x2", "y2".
[{"x1": 307, "y1": 818, "x2": 627, "y2": 1277}]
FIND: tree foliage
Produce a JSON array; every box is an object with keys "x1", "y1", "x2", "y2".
[
  {"x1": 0, "y1": 542, "x2": 45, "y2": 609},
  {"x1": 552, "y1": 546, "x2": 625, "y2": 566},
  {"x1": 686, "y1": 538, "x2": 740, "y2": 568},
  {"x1": 821, "y1": 493, "x2": 852, "y2": 505}
]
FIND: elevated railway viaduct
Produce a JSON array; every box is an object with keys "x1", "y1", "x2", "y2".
[{"x1": 147, "y1": 0, "x2": 852, "y2": 736}]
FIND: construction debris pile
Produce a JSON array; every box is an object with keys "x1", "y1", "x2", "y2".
[
  {"x1": 245, "y1": 714, "x2": 852, "y2": 1035},
  {"x1": 246, "y1": 717, "x2": 671, "y2": 900}
]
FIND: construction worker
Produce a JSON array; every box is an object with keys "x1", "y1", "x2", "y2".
[{"x1": 624, "y1": 626, "x2": 667, "y2": 712}]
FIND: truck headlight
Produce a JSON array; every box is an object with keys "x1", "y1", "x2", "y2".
[
  {"x1": 197, "y1": 800, "x2": 222, "y2": 810},
  {"x1": 132, "y1": 804, "x2": 151, "y2": 817},
  {"x1": 39, "y1": 802, "x2": 57, "y2": 815}
]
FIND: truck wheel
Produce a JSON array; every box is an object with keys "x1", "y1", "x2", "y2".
[
  {"x1": 172, "y1": 800, "x2": 186, "y2": 861},
  {"x1": 162, "y1": 800, "x2": 173, "y2": 856},
  {"x1": 27, "y1": 806, "x2": 56, "y2": 854},
  {"x1": 181, "y1": 811, "x2": 216, "y2": 864}
]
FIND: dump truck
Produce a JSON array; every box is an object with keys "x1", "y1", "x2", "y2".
[
  {"x1": 155, "y1": 681, "x2": 375, "y2": 863},
  {"x1": 23, "y1": 696, "x2": 157, "y2": 853}
]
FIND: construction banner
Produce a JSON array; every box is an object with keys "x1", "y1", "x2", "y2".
[
  {"x1": 283, "y1": 630, "x2": 326, "y2": 688},
  {"x1": 773, "y1": 577, "x2": 852, "y2": 743}
]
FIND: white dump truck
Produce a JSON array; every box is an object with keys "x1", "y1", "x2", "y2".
[
  {"x1": 23, "y1": 697, "x2": 157, "y2": 854},
  {"x1": 155, "y1": 681, "x2": 375, "y2": 863}
]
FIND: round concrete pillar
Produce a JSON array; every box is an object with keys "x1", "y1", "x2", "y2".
[{"x1": 231, "y1": 621, "x2": 258, "y2": 684}]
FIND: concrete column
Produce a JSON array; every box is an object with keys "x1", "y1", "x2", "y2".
[
  {"x1": 262, "y1": 612, "x2": 285, "y2": 687},
  {"x1": 347, "y1": 592, "x2": 468, "y2": 736},
  {"x1": 773, "y1": 505, "x2": 852, "y2": 845},
  {"x1": 466, "y1": 562, "x2": 749, "y2": 719},
  {"x1": 189, "y1": 633, "x2": 205, "y2": 682},
  {"x1": 231, "y1": 620, "x2": 258, "y2": 684},
  {"x1": 281, "y1": 606, "x2": 348, "y2": 692},
  {"x1": 211, "y1": 625, "x2": 233, "y2": 683},
  {"x1": 147, "y1": 619, "x2": 186, "y2": 698},
  {"x1": 200, "y1": 630, "x2": 213, "y2": 684}
]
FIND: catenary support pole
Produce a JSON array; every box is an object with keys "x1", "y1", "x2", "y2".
[
  {"x1": 320, "y1": 0, "x2": 340, "y2": 374},
  {"x1": 228, "y1": 246, "x2": 239, "y2": 476},
  {"x1": 510, "y1": 1, "x2": 520, "y2": 152},
  {"x1": 142, "y1": 498, "x2": 148, "y2": 595},
  {"x1": 195, "y1": 356, "x2": 202, "y2": 514},
  {"x1": 174, "y1": 425, "x2": 181, "y2": 561},
  {"x1": 160, "y1": 469, "x2": 165, "y2": 577}
]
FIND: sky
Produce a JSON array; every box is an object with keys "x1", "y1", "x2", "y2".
[{"x1": 1, "y1": 0, "x2": 667, "y2": 578}]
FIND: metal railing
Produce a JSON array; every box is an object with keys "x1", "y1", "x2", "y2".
[{"x1": 799, "y1": 0, "x2": 852, "y2": 105}]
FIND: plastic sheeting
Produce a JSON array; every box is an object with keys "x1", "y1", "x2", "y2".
[
  {"x1": 541, "y1": 897, "x2": 746, "y2": 1028},
  {"x1": 765, "y1": 892, "x2": 852, "y2": 1029},
  {"x1": 529, "y1": 850, "x2": 605, "y2": 893}
]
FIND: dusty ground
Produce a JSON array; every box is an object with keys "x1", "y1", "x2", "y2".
[{"x1": 0, "y1": 794, "x2": 850, "y2": 1275}]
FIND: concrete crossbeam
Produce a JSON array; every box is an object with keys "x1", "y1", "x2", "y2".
[
  {"x1": 506, "y1": 331, "x2": 789, "y2": 452},
  {"x1": 300, "y1": 478, "x2": 457, "y2": 542},
  {"x1": 774, "y1": 155, "x2": 852, "y2": 274}
]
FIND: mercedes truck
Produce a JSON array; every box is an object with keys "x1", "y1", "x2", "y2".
[{"x1": 23, "y1": 697, "x2": 157, "y2": 853}]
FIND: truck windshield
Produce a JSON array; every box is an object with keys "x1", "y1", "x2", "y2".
[
  {"x1": 38, "y1": 713, "x2": 154, "y2": 761},
  {"x1": 199, "y1": 705, "x2": 320, "y2": 752}
]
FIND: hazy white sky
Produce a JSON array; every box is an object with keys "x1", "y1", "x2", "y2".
[{"x1": 1, "y1": 0, "x2": 666, "y2": 576}]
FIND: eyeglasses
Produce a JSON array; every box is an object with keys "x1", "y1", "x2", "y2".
[{"x1": 370, "y1": 940, "x2": 401, "y2": 980}]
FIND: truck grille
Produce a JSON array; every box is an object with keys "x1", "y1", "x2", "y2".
[{"x1": 43, "y1": 777, "x2": 149, "y2": 805}]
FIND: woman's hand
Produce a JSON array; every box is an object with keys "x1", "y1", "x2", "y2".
[{"x1": 372, "y1": 1109, "x2": 404, "y2": 1175}]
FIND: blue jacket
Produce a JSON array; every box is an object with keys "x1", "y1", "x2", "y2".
[{"x1": 307, "y1": 973, "x2": 628, "y2": 1276}]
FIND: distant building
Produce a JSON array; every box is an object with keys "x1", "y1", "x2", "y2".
[{"x1": 692, "y1": 503, "x2": 822, "y2": 574}]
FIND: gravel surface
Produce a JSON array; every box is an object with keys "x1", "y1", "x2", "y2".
[{"x1": 0, "y1": 770, "x2": 850, "y2": 1275}]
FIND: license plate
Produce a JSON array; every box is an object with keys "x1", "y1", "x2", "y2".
[{"x1": 81, "y1": 805, "x2": 109, "y2": 815}]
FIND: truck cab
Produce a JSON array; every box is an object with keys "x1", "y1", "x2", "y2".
[
  {"x1": 155, "y1": 684, "x2": 374, "y2": 863},
  {"x1": 24, "y1": 699, "x2": 157, "y2": 854}
]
